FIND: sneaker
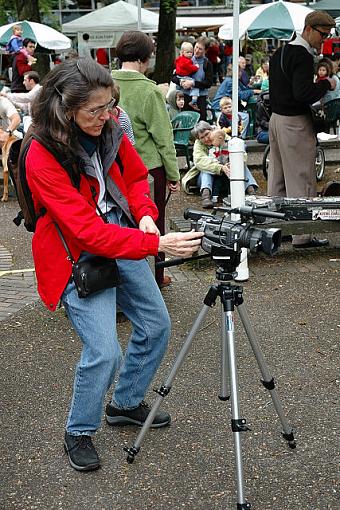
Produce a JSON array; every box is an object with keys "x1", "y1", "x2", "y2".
[
  {"x1": 293, "y1": 238, "x2": 329, "y2": 249},
  {"x1": 106, "y1": 400, "x2": 171, "y2": 428},
  {"x1": 64, "y1": 432, "x2": 100, "y2": 471}
]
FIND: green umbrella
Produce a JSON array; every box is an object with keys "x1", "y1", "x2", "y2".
[
  {"x1": 0, "y1": 20, "x2": 71, "y2": 50},
  {"x1": 219, "y1": 1, "x2": 313, "y2": 41},
  {"x1": 313, "y1": 0, "x2": 340, "y2": 19},
  {"x1": 247, "y1": 1, "x2": 312, "y2": 40}
]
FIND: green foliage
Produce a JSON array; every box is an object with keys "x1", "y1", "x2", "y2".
[
  {"x1": 240, "y1": 0, "x2": 249, "y2": 13},
  {"x1": 245, "y1": 39, "x2": 266, "y2": 68},
  {"x1": 0, "y1": 0, "x2": 55, "y2": 24},
  {"x1": 161, "y1": 0, "x2": 179, "y2": 15},
  {"x1": 0, "y1": 0, "x2": 16, "y2": 25}
]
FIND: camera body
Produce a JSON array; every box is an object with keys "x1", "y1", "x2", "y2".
[{"x1": 185, "y1": 208, "x2": 282, "y2": 257}]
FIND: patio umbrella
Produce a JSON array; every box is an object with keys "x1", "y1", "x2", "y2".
[
  {"x1": 313, "y1": 0, "x2": 340, "y2": 19},
  {"x1": 0, "y1": 20, "x2": 71, "y2": 51},
  {"x1": 218, "y1": 0, "x2": 313, "y2": 41}
]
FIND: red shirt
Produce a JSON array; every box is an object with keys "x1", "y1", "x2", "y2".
[
  {"x1": 175, "y1": 55, "x2": 199, "y2": 76},
  {"x1": 206, "y1": 44, "x2": 220, "y2": 64}
]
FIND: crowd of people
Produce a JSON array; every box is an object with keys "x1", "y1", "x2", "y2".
[{"x1": 0, "y1": 11, "x2": 339, "y2": 472}]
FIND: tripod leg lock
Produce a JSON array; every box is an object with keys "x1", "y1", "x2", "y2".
[
  {"x1": 124, "y1": 445, "x2": 140, "y2": 464},
  {"x1": 231, "y1": 418, "x2": 251, "y2": 432},
  {"x1": 261, "y1": 377, "x2": 275, "y2": 391},
  {"x1": 153, "y1": 385, "x2": 171, "y2": 397},
  {"x1": 237, "y1": 503, "x2": 252, "y2": 509}
]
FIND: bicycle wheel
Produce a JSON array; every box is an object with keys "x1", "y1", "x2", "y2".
[
  {"x1": 315, "y1": 146, "x2": 325, "y2": 181},
  {"x1": 262, "y1": 144, "x2": 270, "y2": 180}
]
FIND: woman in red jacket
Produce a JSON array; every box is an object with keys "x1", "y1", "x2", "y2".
[{"x1": 26, "y1": 58, "x2": 203, "y2": 472}]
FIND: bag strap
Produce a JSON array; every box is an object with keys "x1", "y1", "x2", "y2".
[
  {"x1": 280, "y1": 44, "x2": 291, "y2": 83},
  {"x1": 53, "y1": 221, "x2": 75, "y2": 265}
]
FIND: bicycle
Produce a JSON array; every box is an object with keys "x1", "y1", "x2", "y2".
[{"x1": 262, "y1": 142, "x2": 325, "y2": 182}]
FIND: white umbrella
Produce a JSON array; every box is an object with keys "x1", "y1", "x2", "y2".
[
  {"x1": 218, "y1": 0, "x2": 313, "y2": 41},
  {"x1": 62, "y1": 1, "x2": 159, "y2": 34},
  {"x1": 0, "y1": 20, "x2": 71, "y2": 51}
]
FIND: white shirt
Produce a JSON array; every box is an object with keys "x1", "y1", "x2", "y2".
[
  {"x1": 289, "y1": 34, "x2": 314, "y2": 57},
  {"x1": 0, "y1": 96, "x2": 18, "y2": 130},
  {"x1": 6, "y1": 83, "x2": 42, "y2": 115}
]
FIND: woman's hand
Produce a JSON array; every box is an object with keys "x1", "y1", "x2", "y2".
[
  {"x1": 158, "y1": 230, "x2": 204, "y2": 257},
  {"x1": 167, "y1": 180, "x2": 180, "y2": 193},
  {"x1": 139, "y1": 215, "x2": 160, "y2": 235},
  {"x1": 221, "y1": 164, "x2": 231, "y2": 178},
  {"x1": 180, "y1": 79, "x2": 194, "y2": 90}
]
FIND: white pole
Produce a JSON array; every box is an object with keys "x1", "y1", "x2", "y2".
[
  {"x1": 228, "y1": 0, "x2": 249, "y2": 281},
  {"x1": 137, "y1": 0, "x2": 142, "y2": 31}
]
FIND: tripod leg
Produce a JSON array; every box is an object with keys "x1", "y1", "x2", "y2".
[
  {"x1": 124, "y1": 304, "x2": 212, "y2": 464},
  {"x1": 219, "y1": 303, "x2": 230, "y2": 400},
  {"x1": 224, "y1": 309, "x2": 251, "y2": 509},
  {"x1": 237, "y1": 303, "x2": 296, "y2": 449}
]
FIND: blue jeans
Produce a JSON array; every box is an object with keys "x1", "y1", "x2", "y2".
[
  {"x1": 61, "y1": 212, "x2": 171, "y2": 436},
  {"x1": 239, "y1": 111, "x2": 249, "y2": 139},
  {"x1": 257, "y1": 130, "x2": 269, "y2": 144},
  {"x1": 197, "y1": 164, "x2": 258, "y2": 194}
]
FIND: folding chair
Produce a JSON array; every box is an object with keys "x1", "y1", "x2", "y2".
[{"x1": 171, "y1": 111, "x2": 200, "y2": 169}]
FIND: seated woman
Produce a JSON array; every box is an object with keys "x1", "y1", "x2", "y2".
[{"x1": 181, "y1": 121, "x2": 258, "y2": 208}]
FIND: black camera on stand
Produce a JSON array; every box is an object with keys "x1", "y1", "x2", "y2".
[{"x1": 183, "y1": 205, "x2": 285, "y2": 279}]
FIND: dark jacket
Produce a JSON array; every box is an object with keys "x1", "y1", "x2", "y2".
[
  {"x1": 11, "y1": 53, "x2": 31, "y2": 92},
  {"x1": 269, "y1": 44, "x2": 331, "y2": 116},
  {"x1": 256, "y1": 92, "x2": 271, "y2": 133}
]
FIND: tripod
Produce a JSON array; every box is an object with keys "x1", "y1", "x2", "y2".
[{"x1": 124, "y1": 258, "x2": 296, "y2": 509}]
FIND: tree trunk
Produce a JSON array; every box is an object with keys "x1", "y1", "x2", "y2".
[
  {"x1": 15, "y1": 0, "x2": 41, "y2": 21},
  {"x1": 153, "y1": 0, "x2": 177, "y2": 85}
]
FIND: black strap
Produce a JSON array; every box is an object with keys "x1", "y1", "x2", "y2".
[
  {"x1": 116, "y1": 152, "x2": 124, "y2": 175},
  {"x1": 280, "y1": 44, "x2": 291, "y2": 83},
  {"x1": 29, "y1": 135, "x2": 124, "y2": 259},
  {"x1": 53, "y1": 221, "x2": 75, "y2": 264}
]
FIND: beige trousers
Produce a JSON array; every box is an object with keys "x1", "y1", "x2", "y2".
[{"x1": 268, "y1": 113, "x2": 317, "y2": 244}]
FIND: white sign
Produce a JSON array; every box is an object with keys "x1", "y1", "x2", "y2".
[{"x1": 77, "y1": 32, "x2": 121, "y2": 49}]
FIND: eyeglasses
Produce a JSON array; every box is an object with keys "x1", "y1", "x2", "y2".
[
  {"x1": 81, "y1": 98, "x2": 116, "y2": 117},
  {"x1": 312, "y1": 27, "x2": 332, "y2": 40}
]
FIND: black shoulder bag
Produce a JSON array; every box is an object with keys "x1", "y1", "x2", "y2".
[
  {"x1": 280, "y1": 45, "x2": 326, "y2": 134},
  {"x1": 54, "y1": 222, "x2": 121, "y2": 299}
]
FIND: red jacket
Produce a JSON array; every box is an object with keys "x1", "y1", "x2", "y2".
[
  {"x1": 175, "y1": 55, "x2": 199, "y2": 76},
  {"x1": 26, "y1": 130, "x2": 160, "y2": 311}
]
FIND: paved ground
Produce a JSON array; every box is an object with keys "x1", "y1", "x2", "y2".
[{"x1": 0, "y1": 180, "x2": 339, "y2": 509}]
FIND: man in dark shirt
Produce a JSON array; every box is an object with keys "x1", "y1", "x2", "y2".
[
  {"x1": 268, "y1": 10, "x2": 336, "y2": 248},
  {"x1": 11, "y1": 38, "x2": 36, "y2": 93}
]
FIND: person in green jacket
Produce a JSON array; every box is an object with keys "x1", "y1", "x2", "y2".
[
  {"x1": 112, "y1": 31, "x2": 180, "y2": 288},
  {"x1": 182, "y1": 121, "x2": 258, "y2": 208}
]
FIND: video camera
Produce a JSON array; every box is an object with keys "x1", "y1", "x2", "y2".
[{"x1": 184, "y1": 206, "x2": 285, "y2": 258}]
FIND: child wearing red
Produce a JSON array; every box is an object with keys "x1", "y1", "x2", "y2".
[{"x1": 175, "y1": 41, "x2": 200, "y2": 110}]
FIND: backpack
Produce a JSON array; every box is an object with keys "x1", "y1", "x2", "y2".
[{"x1": 8, "y1": 133, "x2": 124, "y2": 233}]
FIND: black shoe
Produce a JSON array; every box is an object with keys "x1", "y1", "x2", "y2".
[
  {"x1": 106, "y1": 400, "x2": 171, "y2": 428},
  {"x1": 64, "y1": 432, "x2": 100, "y2": 472},
  {"x1": 293, "y1": 238, "x2": 329, "y2": 249}
]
